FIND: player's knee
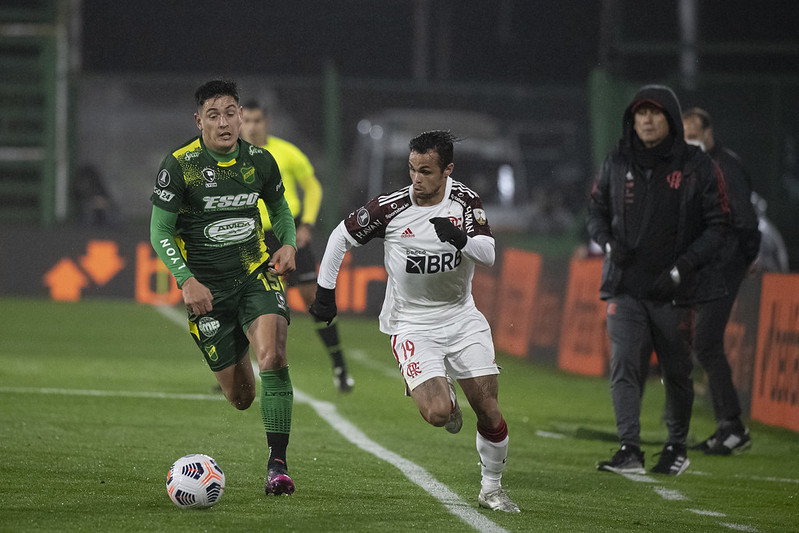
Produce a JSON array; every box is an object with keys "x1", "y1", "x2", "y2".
[
  {"x1": 419, "y1": 403, "x2": 451, "y2": 427},
  {"x1": 254, "y1": 346, "x2": 287, "y2": 371}
]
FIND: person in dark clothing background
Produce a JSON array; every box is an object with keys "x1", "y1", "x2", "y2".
[
  {"x1": 587, "y1": 85, "x2": 730, "y2": 476},
  {"x1": 683, "y1": 107, "x2": 760, "y2": 455}
]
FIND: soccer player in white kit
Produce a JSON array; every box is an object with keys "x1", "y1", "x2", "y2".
[{"x1": 310, "y1": 130, "x2": 519, "y2": 513}]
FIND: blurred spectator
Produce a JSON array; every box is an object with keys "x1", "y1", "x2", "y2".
[
  {"x1": 71, "y1": 164, "x2": 119, "y2": 226},
  {"x1": 751, "y1": 191, "x2": 789, "y2": 273},
  {"x1": 683, "y1": 107, "x2": 759, "y2": 455}
]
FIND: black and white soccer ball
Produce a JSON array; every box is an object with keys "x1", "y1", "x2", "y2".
[{"x1": 166, "y1": 454, "x2": 225, "y2": 509}]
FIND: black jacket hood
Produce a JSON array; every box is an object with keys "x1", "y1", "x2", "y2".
[{"x1": 620, "y1": 85, "x2": 685, "y2": 153}]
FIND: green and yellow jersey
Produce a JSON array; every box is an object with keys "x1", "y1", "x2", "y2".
[
  {"x1": 257, "y1": 135, "x2": 322, "y2": 230},
  {"x1": 150, "y1": 136, "x2": 295, "y2": 293}
]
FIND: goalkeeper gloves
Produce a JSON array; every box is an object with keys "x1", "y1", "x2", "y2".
[{"x1": 429, "y1": 217, "x2": 467, "y2": 250}]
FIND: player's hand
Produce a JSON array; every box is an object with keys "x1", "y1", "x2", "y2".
[
  {"x1": 605, "y1": 239, "x2": 634, "y2": 267},
  {"x1": 268, "y1": 245, "x2": 297, "y2": 276},
  {"x1": 182, "y1": 277, "x2": 214, "y2": 316},
  {"x1": 309, "y1": 285, "x2": 337, "y2": 325},
  {"x1": 296, "y1": 224, "x2": 313, "y2": 248},
  {"x1": 429, "y1": 217, "x2": 467, "y2": 250}
]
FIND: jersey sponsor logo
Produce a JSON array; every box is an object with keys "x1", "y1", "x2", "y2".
[
  {"x1": 202, "y1": 168, "x2": 217, "y2": 188},
  {"x1": 202, "y1": 192, "x2": 260, "y2": 209},
  {"x1": 203, "y1": 217, "x2": 256, "y2": 243},
  {"x1": 405, "y1": 251, "x2": 462, "y2": 274},
  {"x1": 184, "y1": 150, "x2": 200, "y2": 161},
  {"x1": 275, "y1": 178, "x2": 283, "y2": 192},
  {"x1": 240, "y1": 166, "x2": 255, "y2": 183},
  {"x1": 474, "y1": 208, "x2": 487, "y2": 225},
  {"x1": 153, "y1": 187, "x2": 175, "y2": 203},
  {"x1": 275, "y1": 292, "x2": 287, "y2": 310},
  {"x1": 667, "y1": 170, "x2": 683, "y2": 189},
  {"x1": 356, "y1": 207, "x2": 370, "y2": 227},
  {"x1": 157, "y1": 169, "x2": 170, "y2": 188},
  {"x1": 354, "y1": 219, "x2": 383, "y2": 240},
  {"x1": 198, "y1": 316, "x2": 221, "y2": 337},
  {"x1": 248, "y1": 145, "x2": 264, "y2": 156},
  {"x1": 401, "y1": 227, "x2": 415, "y2": 238}
]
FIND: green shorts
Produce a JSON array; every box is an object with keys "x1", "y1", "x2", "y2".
[{"x1": 188, "y1": 271, "x2": 290, "y2": 372}]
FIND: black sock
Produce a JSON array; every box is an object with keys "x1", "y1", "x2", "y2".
[{"x1": 314, "y1": 319, "x2": 346, "y2": 369}]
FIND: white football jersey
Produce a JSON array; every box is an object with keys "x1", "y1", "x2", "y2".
[{"x1": 339, "y1": 177, "x2": 494, "y2": 334}]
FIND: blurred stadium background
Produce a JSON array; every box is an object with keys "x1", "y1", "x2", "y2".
[
  {"x1": 1, "y1": 0, "x2": 797, "y2": 263},
  {"x1": 1, "y1": 0, "x2": 797, "y2": 431}
]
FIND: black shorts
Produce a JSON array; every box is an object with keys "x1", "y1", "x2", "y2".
[
  {"x1": 264, "y1": 230, "x2": 317, "y2": 287},
  {"x1": 187, "y1": 271, "x2": 290, "y2": 372}
]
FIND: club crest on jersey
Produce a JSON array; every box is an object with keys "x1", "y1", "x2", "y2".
[
  {"x1": 357, "y1": 208, "x2": 370, "y2": 227},
  {"x1": 157, "y1": 169, "x2": 170, "y2": 188},
  {"x1": 474, "y1": 208, "x2": 487, "y2": 225},
  {"x1": 240, "y1": 166, "x2": 255, "y2": 183},
  {"x1": 202, "y1": 168, "x2": 217, "y2": 188}
]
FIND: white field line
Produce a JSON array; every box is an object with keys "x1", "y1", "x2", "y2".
[
  {"x1": 347, "y1": 348, "x2": 400, "y2": 378},
  {"x1": 654, "y1": 487, "x2": 687, "y2": 501},
  {"x1": 155, "y1": 305, "x2": 508, "y2": 533},
  {"x1": 689, "y1": 509, "x2": 726, "y2": 517},
  {"x1": 720, "y1": 523, "x2": 759, "y2": 532}
]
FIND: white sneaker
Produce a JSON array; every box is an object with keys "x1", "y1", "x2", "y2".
[
  {"x1": 478, "y1": 488, "x2": 520, "y2": 513},
  {"x1": 444, "y1": 376, "x2": 462, "y2": 434}
]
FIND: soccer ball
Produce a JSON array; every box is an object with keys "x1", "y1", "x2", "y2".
[{"x1": 166, "y1": 454, "x2": 225, "y2": 509}]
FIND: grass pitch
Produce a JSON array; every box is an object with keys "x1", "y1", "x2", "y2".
[{"x1": 0, "y1": 298, "x2": 797, "y2": 532}]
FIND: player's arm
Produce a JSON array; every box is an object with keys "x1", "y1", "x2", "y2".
[
  {"x1": 149, "y1": 205, "x2": 213, "y2": 314},
  {"x1": 586, "y1": 156, "x2": 614, "y2": 250},
  {"x1": 294, "y1": 156, "x2": 323, "y2": 227},
  {"x1": 264, "y1": 194, "x2": 297, "y2": 275},
  {"x1": 463, "y1": 235, "x2": 495, "y2": 267}
]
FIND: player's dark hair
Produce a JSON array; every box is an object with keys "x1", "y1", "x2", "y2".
[
  {"x1": 683, "y1": 107, "x2": 712, "y2": 129},
  {"x1": 194, "y1": 79, "x2": 239, "y2": 109},
  {"x1": 409, "y1": 130, "x2": 460, "y2": 170}
]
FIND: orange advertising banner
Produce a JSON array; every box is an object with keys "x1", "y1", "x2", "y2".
[
  {"x1": 493, "y1": 249, "x2": 542, "y2": 357},
  {"x1": 751, "y1": 273, "x2": 799, "y2": 432},
  {"x1": 557, "y1": 257, "x2": 608, "y2": 376}
]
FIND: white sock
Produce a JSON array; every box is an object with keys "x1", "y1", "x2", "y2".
[{"x1": 476, "y1": 433, "x2": 508, "y2": 493}]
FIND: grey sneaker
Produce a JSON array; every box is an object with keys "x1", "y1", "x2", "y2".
[
  {"x1": 478, "y1": 488, "x2": 520, "y2": 513},
  {"x1": 705, "y1": 427, "x2": 751, "y2": 456},
  {"x1": 650, "y1": 443, "x2": 690, "y2": 476},
  {"x1": 597, "y1": 444, "x2": 646, "y2": 474},
  {"x1": 444, "y1": 376, "x2": 462, "y2": 434}
]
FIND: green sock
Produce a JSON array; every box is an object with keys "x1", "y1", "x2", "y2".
[{"x1": 260, "y1": 366, "x2": 293, "y2": 445}]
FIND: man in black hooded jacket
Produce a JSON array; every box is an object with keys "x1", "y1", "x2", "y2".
[{"x1": 587, "y1": 85, "x2": 730, "y2": 476}]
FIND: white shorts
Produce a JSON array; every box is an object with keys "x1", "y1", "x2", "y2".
[{"x1": 390, "y1": 310, "x2": 499, "y2": 391}]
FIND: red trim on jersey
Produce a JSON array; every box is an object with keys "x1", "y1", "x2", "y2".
[{"x1": 478, "y1": 417, "x2": 508, "y2": 443}]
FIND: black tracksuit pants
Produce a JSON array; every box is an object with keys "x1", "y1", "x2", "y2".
[
  {"x1": 606, "y1": 294, "x2": 694, "y2": 448},
  {"x1": 692, "y1": 254, "x2": 748, "y2": 424}
]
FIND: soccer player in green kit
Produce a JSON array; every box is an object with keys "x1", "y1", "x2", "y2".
[{"x1": 150, "y1": 79, "x2": 297, "y2": 496}]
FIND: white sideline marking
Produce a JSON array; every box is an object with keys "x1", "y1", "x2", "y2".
[
  {"x1": 720, "y1": 523, "x2": 758, "y2": 532},
  {"x1": 535, "y1": 430, "x2": 567, "y2": 439},
  {"x1": 155, "y1": 306, "x2": 508, "y2": 533},
  {"x1": 0, "y1": 386, "x2": 222, "y2": 402},
  {"x1": 654, "y1": 487, "x2": 687, "y2": 501},
  {"x1": 348, "y1": 348, "x2": 400, "y2": 378},
  {"x1": 621, "y1": 473, "x2": 658, "y2": 483},
  {"x1": 689, "y1": 509, "x2": 726, "y2": 517}
]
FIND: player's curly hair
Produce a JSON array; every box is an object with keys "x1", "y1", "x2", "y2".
[
  {"x1": 409, "y1": 130, "x2": 461, "y2": 170},
  {"x1": 194, "y1": 79, "x2": 239, "y2": 109}
]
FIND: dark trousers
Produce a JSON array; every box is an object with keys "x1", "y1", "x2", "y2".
[
  {"x1": 692, "y1": 256, "x2": 748, "y2": 424},
  {"x1": 606, "y1": 295, "x2": 694, "y2": 447}
]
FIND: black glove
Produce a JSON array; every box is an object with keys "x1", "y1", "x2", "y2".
[
  {"x1": 650, "y1": 269, "x2": 678, "y2": 301},
  {"x1": 650, "y1": 256, "x2": 693, "y2": 301},
  {"x1": 309, "y1": 285, "x2": 337, "y2": 325},
  {"x1": 429, "y1": 217, "x2": 467, "y2": 250},
  {"x1": 605, "y1": 239, "x2": 634, "y2": 267}
]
